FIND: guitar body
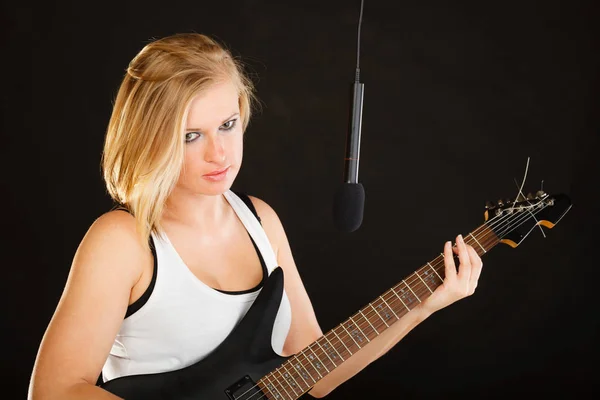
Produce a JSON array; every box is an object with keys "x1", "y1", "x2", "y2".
[{"x1": 101, "y1": 267, "x2": 290, "y2": 400}]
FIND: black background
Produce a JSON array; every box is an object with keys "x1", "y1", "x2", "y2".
[{"x1": 3, "y1": 0, "x2": 599, "y2": 398}]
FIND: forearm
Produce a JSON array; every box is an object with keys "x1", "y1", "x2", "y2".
[
  {"x1": 307, "y1": 305, "x2": 432, "y2": 398},
  {"x1": 29, "y1": 382, "x2": 124, "y2": 400}
]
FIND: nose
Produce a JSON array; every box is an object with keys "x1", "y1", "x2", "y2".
[{"x1": 204, "y1": 135, "x2": 226, "y2": 163}]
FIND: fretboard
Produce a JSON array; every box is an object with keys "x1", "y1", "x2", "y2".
[{"x1": 256, "y1": 223, "x2": 500, "y2": 399}]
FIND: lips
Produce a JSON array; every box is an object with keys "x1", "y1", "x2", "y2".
[{"x1": 203, "y1": 166, "x2": 230, "y2": 176}]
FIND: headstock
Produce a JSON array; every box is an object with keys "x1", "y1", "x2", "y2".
[{"x1": 484, "y1": 191, "x2": 572, "y2": 248}]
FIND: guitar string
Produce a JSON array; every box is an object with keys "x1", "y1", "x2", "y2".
[{"x1": 239, "y1": 202, "x2": 551, "y2": 400}]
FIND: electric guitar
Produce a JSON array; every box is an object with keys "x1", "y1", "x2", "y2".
[{"x1": 101, "y1": 190, "x2": 571, "y2": 399}]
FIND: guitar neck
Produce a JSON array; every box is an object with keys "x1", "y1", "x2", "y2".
[{"x1": 257, "y1": 223, "x2": 500, "y2": 399}]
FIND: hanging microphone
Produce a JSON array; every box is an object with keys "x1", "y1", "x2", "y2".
[
  {"x1": 333, "y1": 80, "x2": 364, "y2": 232},
  {"x1": 333, "y1": 0, "x2": 365, "y2": 232}
]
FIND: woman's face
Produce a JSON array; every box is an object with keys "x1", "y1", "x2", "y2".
[{"x1": 177, "y1": 80, "x2": 243, "y2": 196}]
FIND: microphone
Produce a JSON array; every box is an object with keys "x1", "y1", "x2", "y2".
[
  {"x1": 333, "y1": 0, "x2": 366, "y2": 232},
  {"x1": 333, "y1": 80, "x2": 365, "y2": 232}
]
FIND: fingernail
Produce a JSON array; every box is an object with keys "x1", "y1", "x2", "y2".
[{"x1": 458, "y1": 234, "x2": 463, "y2": 241}]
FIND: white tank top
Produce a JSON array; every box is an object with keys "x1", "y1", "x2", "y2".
[{"x1": 101, "y1": 190, "x2": 292, "y2": 382}]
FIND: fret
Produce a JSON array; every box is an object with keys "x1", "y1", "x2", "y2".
[
  {"x1": 340, "y1": 322, "x2": 362, "y2": 349},
  {"x1": 297, "y1": 350, "x2": 318, "y2": 384},
  {"x1": 391, "y1": 287, "x2": 411, "y2": 312},
  {"x1": 312, "y1": 343, "x2": 331, "y2": 373},
  {"x1": 257, "y1": 380, "x2": 277, "y2": 400},
  {"x1": 323, "y1": 333, "x2": 344, "y2": 362},
  {"x1": 290, "y1": 356, "x2": 312, "y2": 387},
  {"x1": 273, "y1": 367, "x2": 294, "y2": 400},
  {"x1": 479, "y1": 226, "x2": 500, "y2": 249},
  {"x1": 332, "y1": 328, "x2": 353, "y2": 356},
  {"x1": 396, "y1": 284, "x2": 416, "y2": 308},
  {"x1": 379, "y1": 295, "x2": 400, "y2": 320},
  {"x1": 359, "y1": 309, "x2": 379, "y2": 335},
  {"x1": 272, "y1": 370, "x2": 292, "y2": 400},
  {"x1": 281, "y1": 361, "x2": 303, "y2": 396},
  {"x1": 265, "y1": 373, "x2": 287, "y2": 400},
  {"x1": 427, "y1": 262, "x2": 443, "y2": 281},
  {"x1": 302, "y1": 348, "x2": 323, "y2": 379},
  {"x1": 415, "y1": 271, "x2": 434, "y2": 294},
  {"x1": 306, "y1": 344, "x2": 329, "y2": 374},
  {"x1": 369, "y1": 302, "x2": 389, "y2": 328},
  {"x1": 315, "y1": 338, "x2": 338, "y2": 368},
  {"x1": 347, "y1": 316, "x2": 369, "y2": 344},
  {"x1": 421, "y1": 266, "x2": 441, "y2": 290},
  {"x1": 469, "y1": 233, "x2": 486, "y2": 253},
  {"x1": 403, "y1": 279, "x2": 421, "y2": 303}
]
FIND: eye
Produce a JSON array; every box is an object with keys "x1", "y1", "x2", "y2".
[
  {"x1": 185, "y1": 132, "x2": 202, "y2": 143},
  {"x1": 221, "y1": 118, "x2": 238, "y2": 131}
]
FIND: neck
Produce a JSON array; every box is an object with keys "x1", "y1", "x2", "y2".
[{"x1": 163, "y1": 189, "x2": 232, "y2": 230}]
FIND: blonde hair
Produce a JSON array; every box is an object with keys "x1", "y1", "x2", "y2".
[{"x1": 101, "y1": 33, "x2": 257, "y2": 250}]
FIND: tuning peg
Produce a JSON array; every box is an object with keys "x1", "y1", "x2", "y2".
[
  {"x1": 497, "y1": 199, "x2": 504, "y2": 207},
  {"x1": 516, "y1": 193, "x2": 527, "y2": 202},
  {"x1": 526, "y1": 192, "x2": 534, "y2": 200},
  {"x1": 505, "y1": 198, "x2": 513, "y2": 205},
  {"x1": 485, "y1": 201, "x2": 495, "y2": 209},
  {"x1": 536, "y1": 190, "x2": 546, "y2": 199}
]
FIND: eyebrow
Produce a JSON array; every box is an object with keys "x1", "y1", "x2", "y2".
[{"x1": 186, "y1": 112, "x2": 240, "y2": 131}]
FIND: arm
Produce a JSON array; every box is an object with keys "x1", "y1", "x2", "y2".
[
  {"x1": 28, "y1": 211, "x2": 151, "y2": 400},
  {"x1": 251, "y1": 197, "x2": 483, "y2": 398}
]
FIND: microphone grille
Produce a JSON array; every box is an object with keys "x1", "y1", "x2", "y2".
[{"x1": 333, "y1": 183, "x2": 365, "y2": 232}]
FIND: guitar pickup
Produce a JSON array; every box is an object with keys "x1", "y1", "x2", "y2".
[{"x1": 225, "y1": 375, "x2": 266, "y2": 400}]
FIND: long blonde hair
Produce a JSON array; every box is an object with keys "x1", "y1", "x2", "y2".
[{"x1": 101, "y1": 33, "x2": 257, "y2": 250}]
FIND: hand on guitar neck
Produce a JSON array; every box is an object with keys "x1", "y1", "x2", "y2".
[{"x1": 417, "y1": 234, "x2": 483, "y2": 315}]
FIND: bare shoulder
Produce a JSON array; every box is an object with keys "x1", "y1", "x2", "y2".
[
  {"x1": 246, "y1": 196, "x2": 279, "y2": 222},
  {"x1": 90, "y1": 208, "x2": 138, "y2": 236},
  {"x1": 81, "y1": 208, "x2": 152, "y2": 281},
  {"x1": 87, "y1": 208, "x2": 151, "y2": 248},
  {"x1": 80, "y1": 209, "x2": 148, "y2": 270}
]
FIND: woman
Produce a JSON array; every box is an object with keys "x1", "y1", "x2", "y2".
[{"x1": 28, "y1": 33, "x2": 483, "y2": 399}]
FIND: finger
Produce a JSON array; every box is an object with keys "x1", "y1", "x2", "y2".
[
  {"x1": 467, "y1": 246, "x2": 483, "y2": 292},
  {"x1": 443, "y1": 240, "x2": 457, "y2": 280},
  {"x1": 456, "y1": 234, "x2": 472, "y2": 281}
]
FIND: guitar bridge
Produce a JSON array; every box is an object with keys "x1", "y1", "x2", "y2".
[{"x1": 225, "y1": 375, "x2": 266, "y2": 400}]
